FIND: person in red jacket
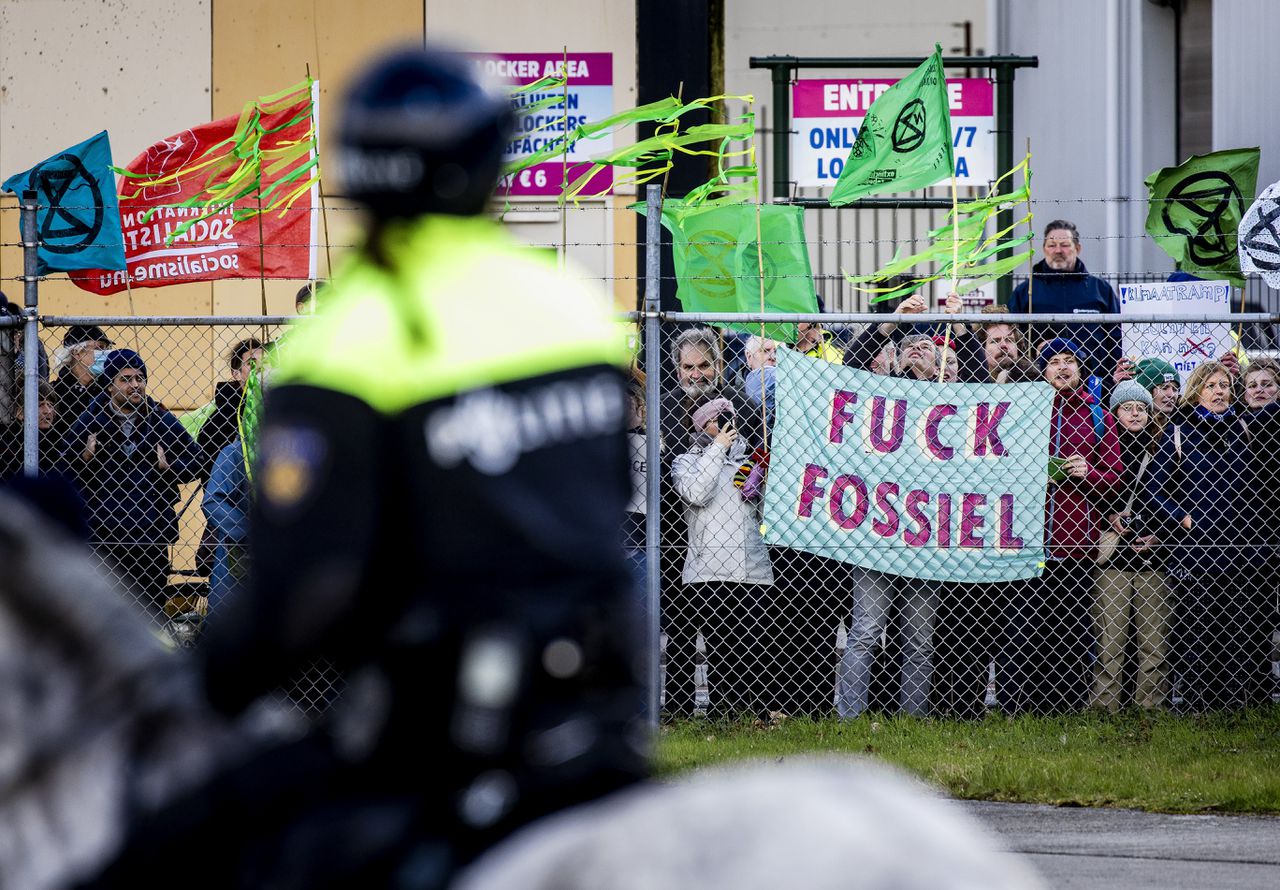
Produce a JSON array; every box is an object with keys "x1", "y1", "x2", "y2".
[{"x1": 997, "y1": 338, "x2": 1123, "y2": 714}]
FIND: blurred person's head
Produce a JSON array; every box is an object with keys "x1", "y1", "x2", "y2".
[
  {"x1": 1038, "y1": 339, "x2": 1084, "y2": 392},
  {"x1": 1243, "y1": 360, "x2": 1280, "y2": 409},
  {"x1": 795, "y1": 322, "x2": 825, "y2": 354},
  {"x1": 1134, "y1": 358, "x2": 1181, "y2": 415},
  {"x1": 870, "y1": 341, "x2": 896, "y2": 376},
  {"x1": 295, "y1": 281, "x2": 325, "y2": 314},
  {"x1": 102, "y1": 349, "x2": 148, "y2": 414},
  {"x1": 1109, "y1": 380, "x2": 1153, "y2": 434},
  {"x1": 1042, "y1": 219, "x2": 1081, "y2": 272},
  {"x1": 744, "y1": 336, "x2": 778, "y2": 371},
  {"x1": 1184, "y1": 360, "x2": 1233, "y2": 414},
  {"x1": 995, "y1": 358, "x2": 1041, "y2": 384},
  {"x1": 671, "y1": 328, "x2": 723, "y2": 398},
  {"x1": 13, "y1": 380, "x2": 56, "y2": 431},
  {"x1": 229, "y1": 337, "x2": 266, "y2": 386},
  {"x1": 897, "y1": 334, "x2": 936, "y2": 380},
  {"x1": 939, "y1": 345, "x2": 959, "y2": 382},
  {"x1": 337, "y1": 47, "x2": 515, "y2": 221}
]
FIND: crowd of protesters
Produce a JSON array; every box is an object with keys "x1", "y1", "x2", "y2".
[
  {"x1": 4, "y1": 230, "x2": 1278, "y2": 722},
  {"x1": 0, "y1": 286, "x2": 312, "y2": 622},
  {"x1": 655, "y1": 220, "x2": 1280, "y2": 720}
]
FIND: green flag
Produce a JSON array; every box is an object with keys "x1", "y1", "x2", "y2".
[
  {"x1": 662, "y1": 202, "x2": 816, "y2": 342},
  {"x1": 829, "y1": 44, "x2": 955, "y2": 205},
  {"x1": 1145, "y1": 147, "x2": 1260, "y2": 286}
]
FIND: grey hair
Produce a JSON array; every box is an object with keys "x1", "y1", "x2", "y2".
[
  {"x1": 670, "y1": 327, "x2": 723, "y2": 370},
  {"x1": 1043, "y1": 219, "x2": 1080, "y2": 245}
]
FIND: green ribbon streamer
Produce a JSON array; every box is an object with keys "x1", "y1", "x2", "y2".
[{"x1": 846, "y1": 154, "x2": 1035, "y2": 302}]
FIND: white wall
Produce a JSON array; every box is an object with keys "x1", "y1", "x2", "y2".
[
  {"x1": 994, "y1": 0, "x2": 1177, "y2": 282},
  {"x1": 1213, "y1": 1, "x2": 1280, "y2": 191}
]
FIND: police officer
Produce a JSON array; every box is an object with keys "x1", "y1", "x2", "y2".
[{"x1": 145, "y1": 46, "x2": 647, "y2": 888}]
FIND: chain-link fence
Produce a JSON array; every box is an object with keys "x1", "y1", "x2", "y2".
[
  {"x1": 648, "y1": 310, "x2": 1280, "y2": 720},
  {"x1": 0, "y1": 313, "x2": 346, "y2": 714}
]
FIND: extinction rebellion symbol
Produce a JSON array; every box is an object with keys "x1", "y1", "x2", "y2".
[
  {"x1": 891, "y1": 99, "x2": 927, "y2": 154},
  {"x1": 23, "y1": 154, "x2": 106, "y2": 254}
]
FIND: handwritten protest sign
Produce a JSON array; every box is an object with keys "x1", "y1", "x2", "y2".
[
  {"x1": 763, "y1": 349, "x2": 1053, "y2": 582},
  {"x1": 1118, "y1": 279, "x2": 1232, "y2": 375}
]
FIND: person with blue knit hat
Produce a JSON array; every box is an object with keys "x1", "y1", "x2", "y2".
[
  {"x1": 59, "y1": 348, "x2": 199, "y2": 613},
  {"x1": 998, "y1": 336, "x2": 1123, "y2": 715}
]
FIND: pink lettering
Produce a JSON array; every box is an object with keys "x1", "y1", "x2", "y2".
[
  {"x1": 924, "y1": 404, "x2": 958, "y2": 460},
  {"x1": 998, "y1": 493, "x2": 1024, "y2": 550},
  {"x1": 868, "y1": 396, "x2": 907, "y2": 453},
  {"x1": 959, "y1": 493, "x2": 987, "y2": 548},
  {"x1": 971, "y1": 402, "x2": 1010, "y2": 458},
  {"x1": 871, "y1": 482, "x2": 900, "y2": 537},
  {"x1": 829, "y1": 390, "x2": 859, "y2": 444},
  {"x1": 830, "y1": 474, "x2": 869, "y2": 530},
  {"x1": 937, "y1": 493, "x2": 953, "y2": 549},
  {"x1": 903, "y1": 489, "x2": 931, "y2": 546},
  {"x1": 797, "y1": 463, "x2": 829, "y2": 518}
]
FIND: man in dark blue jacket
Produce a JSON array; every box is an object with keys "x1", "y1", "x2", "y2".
[
  {"x1": 61, "y1": 349, "x2": 199, "y2": 612},
  {"x1": 1008, "y1": 220, "x2": 1120, "y2": 380}
]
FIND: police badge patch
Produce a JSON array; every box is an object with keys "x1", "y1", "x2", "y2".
[{"x1": 258, "y1": 425, "x2": 329, "y2": 513}]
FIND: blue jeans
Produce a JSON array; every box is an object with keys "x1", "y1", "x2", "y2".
[{"x1": 837, "y1": 569, "x2": 938, "y2": 717}]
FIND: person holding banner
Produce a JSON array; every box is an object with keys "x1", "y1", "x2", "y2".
[
  {"x1": 998, "y1": 340, "x2": 1122, "y2": 714},
  {"x1": 1146, "y1": 362, "x2": 1271, "y2": 711}
]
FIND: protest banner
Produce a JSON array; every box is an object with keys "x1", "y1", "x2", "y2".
[
  {"x1": 763, "y1": 348, "x2": 1052, "y2": 582},
  {"x1": 2, "y1": 130, "x2": 126, "y2": 274},
  {"x1": 1118, "y1": 279, "x2": 1233, "y2": 374},
  {"x1": 828, "y1": 44, "x2": 954, "y2": 205},
  {"x1": 475, "y1": 52, "x2": 614, "y2": 197},
  {"x1": 1145, "y1": 147, "x2": 1259, "y2": 287},
  {"x1": 792, "y1": 76, "x2": 993, "y2": 189},
  {"x1": 71, "y1": 81, "x2": 318, "y2": 295},
  {"x1": 662, "y1": 201, "x2": 816, "y2": 342},
  {"x1": 1239, "y1": 178, "x2": 1280, "y2": 289}
]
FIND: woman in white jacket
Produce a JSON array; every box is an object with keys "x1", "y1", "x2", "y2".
[{"x1": 666, "y1": 397, "x2": 774, "y2": 717}]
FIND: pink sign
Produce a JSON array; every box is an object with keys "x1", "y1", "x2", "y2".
[
  {"x1": 472, "y1": 52, "x2": 615, "y2": 197},
  {"x1": 794, "y1": 78, "x2": 993, "y2": 117}
]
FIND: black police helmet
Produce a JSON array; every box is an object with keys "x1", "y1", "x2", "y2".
[{"x1": 338, "y1": 47, "x2": 515, "y2": 219}]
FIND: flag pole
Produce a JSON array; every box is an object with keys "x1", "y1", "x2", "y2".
[
  {"x1": 938, "y1": 173, "x2": 959, "y2": 383},
  {"x1": 560, "y1": 46, "x2": 569, "y2": 274},
  {"x1": 123, "y1": 274, "x2": 142, "y2": 354},
  {"x1": 1025, "y1": 137, "x2": 1034, "y2": 315},
  {"x1": 756, "y1": 200, "x2": 768, "y2": 441},
  {"x1": 305, "y1": 66, "x2": 333, "y2": 309}
]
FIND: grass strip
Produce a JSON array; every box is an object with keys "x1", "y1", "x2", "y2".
[{"x1": 655, "y1": 707, "x2": 1280, "y2": 814}]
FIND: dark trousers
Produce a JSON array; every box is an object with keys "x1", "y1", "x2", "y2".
[
  {"x1": 663, "y1": 581, "x2": 769, "y2": 717},
  {"x1": 769, "y1": 550, "x2": 847, "y2": 716},
  {"x1": 1173, "y1": 570, "x2": 1270, "y2": 711},
  {"x1": 94, "y1": 540, "x2": 172, "y2": 616},
  {"x1": 997, "y1": 559, "x2": 1095, "y2": 714},
  {"x1": 933, "y1": 581, "x2": 1001, "y2": 719}
]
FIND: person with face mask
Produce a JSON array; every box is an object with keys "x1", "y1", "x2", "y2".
[{"x1": 50, "y1": 324, "x2": 112, "y2": 442}]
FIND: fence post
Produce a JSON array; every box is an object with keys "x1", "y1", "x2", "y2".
[
  {"x1": 643, "y1": 183, "x2": 664, "y2": 727},
  {"x1": 20, "y1": 191, "x2": 40, "y2": 477}
]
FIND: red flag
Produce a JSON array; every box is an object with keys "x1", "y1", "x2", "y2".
[{"x1": 72, "y1": 81, "x2": 318, "y2": 295}]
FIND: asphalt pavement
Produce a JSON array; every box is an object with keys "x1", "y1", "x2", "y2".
[{"x1": 963, "y1": 800, "x2": 1280, "y2": 889}]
